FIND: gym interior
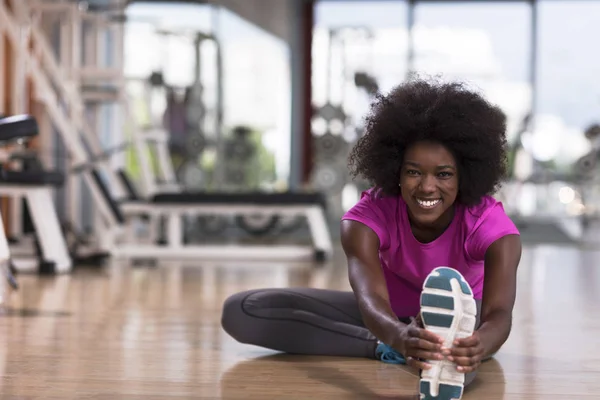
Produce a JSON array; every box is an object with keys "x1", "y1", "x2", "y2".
[{"x1": 0, "y1": 0, "x2": 598, "y2": 398}]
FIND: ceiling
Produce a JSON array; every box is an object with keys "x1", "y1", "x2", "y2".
[{"x1": 126, "y1": 0, "x2": 310, "y2": 43}]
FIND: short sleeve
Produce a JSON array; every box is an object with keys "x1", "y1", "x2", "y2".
[
  {"x1": 465, "y1": 201, "x2": 520, "y2": 262},
  {"x1": 342, "y1": 190, "x2": 391, "y2": 251}
]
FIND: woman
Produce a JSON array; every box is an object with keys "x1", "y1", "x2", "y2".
[{"x1": 221, "y1": 78, "x2": 522, "y2": 400}]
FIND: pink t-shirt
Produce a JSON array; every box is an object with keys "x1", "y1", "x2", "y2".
[{"x1": 342, "y1": 189, "x2": 520, "y2": 318}]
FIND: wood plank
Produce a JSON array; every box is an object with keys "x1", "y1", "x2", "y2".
[{"x1": 0, "y1": 245, "x2": 597, "y2": 398}]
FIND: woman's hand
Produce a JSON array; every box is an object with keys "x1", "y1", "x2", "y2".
[
  {"x1": 445, "y1": 332, "x2": 486, "y2": 373},
  {"x1": 398, "y1": 317, "x2": 445, "y2": 370}
]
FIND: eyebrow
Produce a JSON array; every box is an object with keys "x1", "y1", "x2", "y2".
[{"x1": 404, "y1": 161, "x2": 456, "y2": 170}]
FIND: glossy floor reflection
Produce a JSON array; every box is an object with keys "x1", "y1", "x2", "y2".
[{"x1": 0, "y1": 245, "x2": 598, "y2": 398}]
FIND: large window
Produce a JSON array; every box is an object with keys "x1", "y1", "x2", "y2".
[
  {"x1": 312, "y1": 1, "x2": 409, "y2": 214},
  {"x1": 518, "y1": 0, "x2": 600, "y2": 218},
  {"x1": 533, "y1": 0, "x2": 600, "y2": 169},
  {"x1": 216, "y1": 8, "x2": 291, "y2": 188},
  {"x1": 125, "y1": 3, "x2": 213, "y2": 85},
  {"x1": 313, "y1": 1, "x2": 409, "y2": 130},
  {"x1": 312, "y1": 0, "x2": 600, "y2": 217},
  {"x1": 411, "y1": 1, "x2": 532, "y2": 146},
  {"x1": 124, "y1": 2, "x2": 290, "y2": 191},
  {"x1": 409, "y1": 1, "x2": 539, "y2": 216}
]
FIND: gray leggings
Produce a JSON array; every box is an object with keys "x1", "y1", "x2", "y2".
[{"x1": 221, "y1": 288, "x2": 481, "y2": 386}]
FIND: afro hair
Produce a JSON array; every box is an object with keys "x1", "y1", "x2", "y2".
[{"x1": 348, "y1": 77, "x2": 508, "y2": 206}]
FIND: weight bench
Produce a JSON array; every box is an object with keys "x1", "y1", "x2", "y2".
[
  {"x1": 104, "y1": 171, "x2": 333, "y2": 262},
  {"x1": 0, "y1": 115, "x2": 72, "y2": 273}
]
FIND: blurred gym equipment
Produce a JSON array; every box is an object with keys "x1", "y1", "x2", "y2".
[
  {"x1": 0, "y1": 115, "x2": 71, "y2": 274},
  {"x1": 0, "y1": 1, "x2": 333, "y2": 263},
  {"x1": 310, "y1": 26, "x2": 378, "y2": 218},
  {"x1": 120, "y1": 24, "x2": 328, "y2": 246}
]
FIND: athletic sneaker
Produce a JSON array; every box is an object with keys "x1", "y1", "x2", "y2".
[
  {"x1": 375, "y1": 341, "x2": 406, "y2": 365},
  {"x1": 419, "y1": 267, "x2": 477, "y2": 400}
]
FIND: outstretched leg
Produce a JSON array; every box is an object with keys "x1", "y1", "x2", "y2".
[
  {"x1": 221, "y1": 288, "x2": 379, "y2": 358},
  {"x1": 221, "y1": 283, "x2": 484, "y2": 396}
]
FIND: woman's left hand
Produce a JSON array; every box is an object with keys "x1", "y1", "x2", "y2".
[{"x1": 443, "y1": 332, "x2": 485, "y2": 373}]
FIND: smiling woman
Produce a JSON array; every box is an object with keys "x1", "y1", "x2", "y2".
[
  {"x1": 399, "y1": 141, "x2": 460, "y2": 239},
  {"x1": 348, "y1": 78, "x2": 508, "y2": 207},
  {"x1": 340, "y1": 77, "x2": 521, "y2": 399},
  {"x1": 220, "y1": 77, "x2": 522, "y2": 400}
]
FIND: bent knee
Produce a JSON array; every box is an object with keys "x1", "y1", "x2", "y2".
[
  {"x1": 221, "y1": 289, "x2": 270, "y2": 343},
  {"x1": 221, "y1": 291, "x2": 246, "y2": 340}
]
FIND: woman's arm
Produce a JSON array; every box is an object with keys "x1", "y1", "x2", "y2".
[
  {"x1": 341, "y1": 219, "x2": 406, "y2": 348},
  {"x1": 448, "y1": 233, "x2": 522, "y2": 372},
  {"x1": 477, "y1": 233, "x2": 522, "y2": 356},
  {"x1": 341, "y1": 219, "x2": 444, "y2": 365}
]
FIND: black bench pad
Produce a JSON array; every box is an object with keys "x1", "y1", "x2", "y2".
[
  {"x1": 0, "y1": 170, "x2": 65, "y2": 186},
  {"x1": 150, "y1": 191, "x2": 327, "y2": 207},
  {"x1": 0, "y1": 115, "x2": 38, "y2": 142}
]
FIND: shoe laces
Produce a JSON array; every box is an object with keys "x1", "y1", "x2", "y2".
[{"x1": 376, "y1": 342, "x2": 406, "y2": 365}]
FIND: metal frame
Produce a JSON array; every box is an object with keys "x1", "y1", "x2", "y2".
[
  {"x1": 115, "y1": 202, "x2": 332, "y2": 261},
  {"x1": 0, "y1": 0, "x2": 333, "y2": 264},
  {"x1": 120, "y1": 115, "x2": 333, "y2": 261},
  {"x1": 0, "y1": 0, "x2": 123, "y2": 236},
  {"x1": 0, "y1": 185, "x2": 72, "y2": 273}
]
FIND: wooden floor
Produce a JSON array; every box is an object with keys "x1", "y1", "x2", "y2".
[{"x1": 0, "y1": 244, "x2": 599, "y2": 399}]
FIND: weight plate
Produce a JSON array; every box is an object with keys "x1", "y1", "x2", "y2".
[
  {"x1": 224, "y1": 139, "x2": 255, "y2": 161},
  {"x1": 234, "y1": 214, "x2": 280, "y2": 236},
  {"x1": 177, "y1": 160, "x2": 205, "y2": 190},
  {"x1": 576, "y1": 151, "x2": 597, "y2": 175},
  {"x1": 186, "y1": 105, "x2": 206, "y2": 125},
  {"x1": 311, "y1": 117, "x2": 327, "y2": 136},
  {"x1": 185, "y1": 83, "x2": 206, "y2": 124},
  {"x1": 585, "y1": 124, "x2": 600, "y2": 140},
  {"x1": 186, "y1": 82, "x2": 203, "y2": 103},
  {"x1": 314, "y1": 132, "x2": 347, "y2": 159},
  {"x1": 195, "y1": 215, "x2": 229, "y2": 235},
  {"x1": 329, "y1": 119, "x2": 345, "y2": 135},
  {"x1": 317, "y1": 102, "x2": 346, "y2": 123},
  {"x1": 278, "y1": 215, "x2": 304, "y2": 234},
  {"x1": 186, "y1": 132, "x2": 206, "y2": 156},
  {"x1": 225, "y1": 168, "x2": 246, "y2": 185},
  {"x1": 311, "y1": 161, "x2": 347, "y2": 194}
]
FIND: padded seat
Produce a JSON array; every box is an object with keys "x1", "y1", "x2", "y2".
[
  {"x1": 0, "y1": 115, "x2": 38, "y2": 142},
  {"x1": 151, "y1": 191, "x2": 327, "y2": 207},
  {"x1": 116, "y1": 168, "x2": 328, "y2": 210},
  {"x1": 0, "y1": 170, "x2": 65, "y2": 186}
]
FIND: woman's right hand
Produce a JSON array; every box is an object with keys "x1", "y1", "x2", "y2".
[
  {"x1": 341, "y1": 220, "x2": 446, "y2": 370},
  {"x1": 397, "y1": 316, "x2": 446, "y2": 370}
]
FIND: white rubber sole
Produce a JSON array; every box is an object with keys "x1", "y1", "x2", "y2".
[{"x1": 419, "y1": 267, "x2": 477, "y2": 400}]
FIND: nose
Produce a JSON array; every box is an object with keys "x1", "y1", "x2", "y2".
[{"x1": 419, "y1": 174, "x2": 436, "y2": 193}]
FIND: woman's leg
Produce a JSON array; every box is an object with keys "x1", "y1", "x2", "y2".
[
  {"x1": 221, "y1": 288, "x2": 379, "y2": 358},
  {"x1": 222, "y1": 286, "x2": 485, "y2": 388}
]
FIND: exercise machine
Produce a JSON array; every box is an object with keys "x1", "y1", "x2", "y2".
[
  {"x1": 0, "y1": 0, "x2": 333, "y2": 263},
  {"x1": 0, "y1": 115, "x2": 72, "y2": 274}
]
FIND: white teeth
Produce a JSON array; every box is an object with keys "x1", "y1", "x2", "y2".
[{"x1": 417, "y1": 198, "x2": 441, "y2": 208}]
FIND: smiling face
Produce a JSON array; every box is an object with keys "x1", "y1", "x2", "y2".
[{"x1": 399, "y1": 141, "x2": 459, "y2": 231}]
